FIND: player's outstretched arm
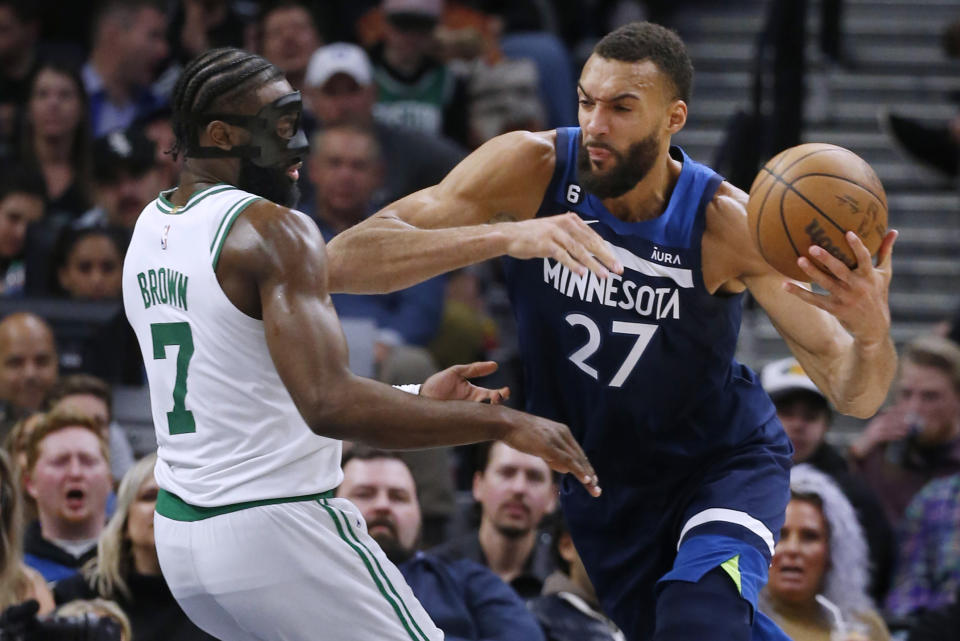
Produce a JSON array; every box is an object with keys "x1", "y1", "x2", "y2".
[
  {"x1": 714, "y1": 187, "x2": 898, "y2": 418},
  {"x1": 326, "y1": 130, "x2": 621, "y2": 295},
  {"x1": 231, "y1": 202, "x2": 601, "y2": 495}
]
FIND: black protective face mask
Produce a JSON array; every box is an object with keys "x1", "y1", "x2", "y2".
[
  {"x1": 188, "y1": 91, "x2": 309, "y2": 170},
  {"x1": 237, "y1": 158, "x2": 300, "y2": 208}
]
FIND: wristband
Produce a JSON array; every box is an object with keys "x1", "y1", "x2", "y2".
[{"x1": 393, "y1": 384, "x2": 422, "y2": 396}]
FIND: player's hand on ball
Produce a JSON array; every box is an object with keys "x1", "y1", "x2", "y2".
[
  {"x1": 783, "y1": 229, "x2": 898, "y2": 344},
  {"x1": 503, "y1": 417, "x2": 602, "y2": 498},
  {"x1": 420, "y1": 361, "x2": 510, "y2": 404},
  {"x1": 503, "y1": 213, "x2": 623, "y2": 279}
]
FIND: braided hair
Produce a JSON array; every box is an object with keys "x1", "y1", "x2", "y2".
[{"x1": 170, "y1": 47, "x2": 284, "y2": 160}]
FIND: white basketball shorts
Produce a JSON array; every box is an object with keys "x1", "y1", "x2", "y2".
[{"x1": 154, "y1": 490, "x2": 443, "y2": 641}]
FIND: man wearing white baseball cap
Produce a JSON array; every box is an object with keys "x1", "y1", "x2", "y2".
[
  {"x1": 761, "y1": 357, "x2": 895, "y2": 602},
  {"x1": 301, "y1": 42, "x2": 464, "y2": 212},
  {"x1": 761, "y1": 357, "x2": 831, "y2": 465}
]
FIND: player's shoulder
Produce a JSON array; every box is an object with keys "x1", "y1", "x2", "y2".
[
  {"x1": 475, "y1": 129, "x2": 557, "y2": 165},
  {"x1": 223, "y1": 199, "x2": 326, "y2": 269},
  {"x1": 710, "y1": 179, "x2": 749, "y2": 216},
  {"x1": 703, "y1": 179, "x2": 751, "y2": 239},
  {"x1": 701, "y1": 179, "x2": 770, "y2": 289}
]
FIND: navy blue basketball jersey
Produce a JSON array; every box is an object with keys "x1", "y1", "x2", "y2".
[{"x1": 503, "y1": 127, "x2": 780, "y2": 485}]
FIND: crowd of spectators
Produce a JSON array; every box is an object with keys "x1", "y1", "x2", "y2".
[{"x1": 0, "y1": 1, "x2": 958, "y2": 640}]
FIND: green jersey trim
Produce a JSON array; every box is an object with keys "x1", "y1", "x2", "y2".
[
  {"x1": 155, "y1": 488, "x2": 334, "y2": 521},
  {"x1": 210, "y1": 196, "x2": 263, "y2": 269},
  {"x1": 156, "y1": 183, "x2": 233, "y2": 215}
]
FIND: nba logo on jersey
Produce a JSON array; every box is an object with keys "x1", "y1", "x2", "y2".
[{"x1": 161, "y1": 225, "x2": 170, "y2": 250}]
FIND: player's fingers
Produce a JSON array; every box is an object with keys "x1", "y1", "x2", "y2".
[
  {"x1": 474, "y1": 385, "x2": 510, "y2": 404},
  {"x1": 565, "y1": 241, "x2": 610, "y2": 279},
  {"x1": 452, "y1": 360, "x2": 499, "y2": 380},
  {"x1": 570, "y1": 223, "x2": 623, "y2": 275},
  {"x1": 558, "y1": 429, "x2": 600, "y2": 496},
  {"x1": 876, "y1": 229, "x2": 898, "y2": 271},
  {"x1": 807, "y1": 245, "x2": 853, "y2": 283},
  {"x1": 796, "y1": 257, "x2": 845, "y2": 293},
  {"x1": 553, "y1": 245, "x2": 588, "y2": 277},
  {"x1": 844, "y1": 232, "x2": 873, "y2": 274}
]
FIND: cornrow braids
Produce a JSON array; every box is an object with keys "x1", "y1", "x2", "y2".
[{"x1": 170, "y1": 47, "x2": 284, "y2": 160}]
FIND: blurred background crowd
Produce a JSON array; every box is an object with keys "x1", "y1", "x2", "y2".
[{"x1": 0, "y1": 0, "x2": 958, "y2": 640}]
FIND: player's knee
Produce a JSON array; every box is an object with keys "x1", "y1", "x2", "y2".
[{"x1": 653, "y1": 567, "x2": 752, "y2": 641}]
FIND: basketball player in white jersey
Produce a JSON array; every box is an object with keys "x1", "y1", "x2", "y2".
[{"x1": 121, "y1": 49, "x2": 604, "y2": 641}]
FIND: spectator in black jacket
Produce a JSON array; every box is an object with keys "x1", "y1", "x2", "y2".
[
  {"x1": 54, "y1": 453, "x2": 216, "y2": 641},
  {"x1": 528, "y1": 516, "x2": 625, "y2": 641}
]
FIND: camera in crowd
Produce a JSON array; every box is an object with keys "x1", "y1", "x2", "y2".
[{"x1": 0, "y1": 601, "x2": 122, "y2": 641}]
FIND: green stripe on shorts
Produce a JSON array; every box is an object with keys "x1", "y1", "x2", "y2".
[{"x1": 320, "y1": 500, "x2": 428, "y2": 641}]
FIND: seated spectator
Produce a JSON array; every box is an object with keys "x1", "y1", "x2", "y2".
[
  {"x1": 166, "y1": 0, "x2": 250, "y2": 65},
  {"x1": 337, "y1": 447, "x2": 545, "y2": 641},
  {"x1": 0, "y1": 0, "x2": 40, "y2": 163},
  {"x1": 762, "y1": 357, "x2": 895, "y2": 602},
  {"x1": 0, "y1": 313, "x2": 57, "y2": 435},
  {"x1": 43, "y1": 374, "x2": 135, "y2": 482},
  {"x1": 760, "y1": 464, "x2": 890, "y2": 641},
  {"x1": 77, "y1": 127, "x2": 162, "y2": 230},
  {"x1": 528, "y1": 517, "x2": 625, "y2": 641},
  {"x1": 54, "y1": 597, "x2": 132, "y2": 641},
  {"x1": 0, "y1": 295, "x2": 142, "y2": 386},
  {"x1": 82, "y1": 0, "x2": 170, "y2": 138},
  {"x1": 0, "y1": 169, "x2": 45, "y2": 297},
  {"x1": 17, "y1": 61, "x2": 93, "y2": 219},
  {"x1": 0, "y1": 449, "x2": 54, "y2": 615},
  {"x1": 55, "y1": 454, "x2": 216, "y2": 641},
  {"x1": 22, "y1": 409, "x2": 112, "y2": 582},
  {"x1": 849, "y1": 336, "x2": 960, "y2": 526},
  {"x1": 303, "y1": 42, "x2": 465, "y2": 208},
  {"x1": 428, "y1": 268, "x2": 499, "y2": 370},
  {"x1": 51, "y1": 227, "x2": 126, "y2": 300},
  {"x1": 432, "y1": 441, "x2": 558, "y2": 599},
  {"x1": 258, "y1": 0, "x2": 322, "y2": 91},
  {"x1": 368, "y1": 0, "x2": 471, "y2": 146},
  {"x1": 308, "y1": 122, "x2": 446, "y2": 353},
  {"x1": 885, "y1": 473, "x2": 960, "y2": 621}
]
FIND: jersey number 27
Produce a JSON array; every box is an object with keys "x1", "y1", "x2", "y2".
[{"x1": 565, "y1": 313, "x2": 657, "y2": 388}]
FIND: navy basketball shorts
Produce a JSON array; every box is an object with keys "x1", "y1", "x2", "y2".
[{"x1": 560, "y1": 420, "x2": 792, "y2": 641}]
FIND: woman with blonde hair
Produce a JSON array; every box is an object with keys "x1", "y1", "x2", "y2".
[
  {"x1": 0, "y1": 449, "x2": 54, "y2": 615},
  {"x1": 760, "y1": 464, "x2": 890, "y2": 640},
  {"x1": 54, "y1": 453, "x2": 215, "y2": 641}
]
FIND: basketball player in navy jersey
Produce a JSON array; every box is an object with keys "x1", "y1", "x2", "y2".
[{"x1": 328, "y1": 22, "x2": 897, "y2": 640}]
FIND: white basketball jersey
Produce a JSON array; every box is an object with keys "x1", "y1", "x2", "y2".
[{"x1": 122, "y1": 184, "x2": 342, "y2": 506}]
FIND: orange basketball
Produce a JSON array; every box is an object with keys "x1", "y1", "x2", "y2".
[{"x1": 745, "y1": 143, "x2": 888, "y2": 282}]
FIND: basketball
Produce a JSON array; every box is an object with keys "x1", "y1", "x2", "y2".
[{"x1": 745, "y1": 143, "x2": 888, "y2": 282}]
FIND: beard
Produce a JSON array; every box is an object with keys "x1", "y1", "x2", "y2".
[
  {"x1": 237, "y1": 158, "x2": 300, "y2": 208},
  {"x1": 367, "y1": 517, "x2": 415, "y2": 564},
  {"x1": 493, "y1": 523, "x2": 529, "y2": 540},
  {"x1": 577, "y1": 133, "x2": 660, "y2": 199},
  {"x1": 370, "y1": 531, "x2": 414, "y2": 565}
]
